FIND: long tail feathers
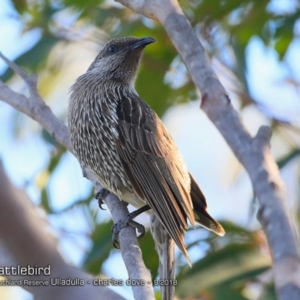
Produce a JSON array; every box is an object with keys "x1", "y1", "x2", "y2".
[
  {"x1": 189, "y1": 173, "x2": 225, "y2": 236},
  {"x1": 150, "y1": 213, "x2": 176, "y2": 300},
  {"x1": 149, "y1": 176, "x2": 224, "y2": 300}
]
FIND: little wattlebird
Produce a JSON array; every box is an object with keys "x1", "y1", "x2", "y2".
[{"x1": 68, "y1": 36, "x2": 225, "y2": 298}]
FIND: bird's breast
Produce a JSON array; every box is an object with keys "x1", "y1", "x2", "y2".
[{"x1": 68, "y1": 87, "x2": 132, "y2": 197}]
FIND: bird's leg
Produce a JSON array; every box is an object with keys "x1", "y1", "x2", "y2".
[
  {"x1": 95, "y1": 188, "x2": 110, "y2": 210},
  {"x1": 112, "y1": 205, "x2": 151, "y2": 248}
]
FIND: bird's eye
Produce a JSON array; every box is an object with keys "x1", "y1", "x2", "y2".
[{"x1": 108, "y1": 45, "x2": 118, "y2": 53}]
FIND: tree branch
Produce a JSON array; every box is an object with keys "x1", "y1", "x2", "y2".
[
  {"x1": 115, "y1": 0, "x2": 300, "y2": 299},
  {"x1": 0, "y1": 52, "x2": 154, "y2": 300},
  {"x1": 0, "y1": 161, "x2": 124, "y2": 300}
]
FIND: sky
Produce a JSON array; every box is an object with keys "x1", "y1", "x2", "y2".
[{"x1": 0, "y1": 0, "x2": 300, "y2": 299}]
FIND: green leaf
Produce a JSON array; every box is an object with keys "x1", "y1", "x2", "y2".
[
  {"x1": 41, "y1": 187, "x2": 52, "y2": 213},
  {"x1": 47, "y1": 149, "x2": 66, "y2": 174},
  {"x1": 274, "y1": 13, "x2": 299, "y2": 59},
  {"x1": 139, "y1": 230, "x2": 159, "y2": 278},
  {"x1": 62, "y1": 0, "x2": 103, "y2": 11},
  {"x1": 274, "y1": 35, "x2": 293, "y2": 60},
  {"x1": 210, "y1": 284, "x2": 248, "y2": 300},
  {"x1": 177, "y1": 243, "x2": 271, "y2": 297},
  {"x1": 136, "y1": 42, "x2": 178, "y2": 117},
  {"x1": 217, "y1": 221, "x2": 253, "y2": 236},
  {"x1": 260, "y1": 283, "x2": 277, "y2": 300},
  {"x1": 186, "y1": 221, "x2": 256, "y2": 252},
  {"x1": 277, "y1": 149, "x2": 300, "y2": 169},
  {"x1": 83, "y1": 220, "x2": 114, "y2": 274},
  {"x1": 11, "y1": 0, "x2": 27, "y2": 14},
  {"x1": 231, "y1": 37, "x2": 249, "y2": 95},
  {"x1": 41, "y1": 128, "x2": 61, "y2": 148}
]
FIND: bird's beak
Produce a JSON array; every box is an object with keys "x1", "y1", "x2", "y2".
[{"x1": 131, "y1": 37, "x2": 156, "y2": 51}]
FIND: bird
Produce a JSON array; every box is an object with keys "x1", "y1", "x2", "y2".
[{"x1": 68, "y1": 36, "x2": 225, "y2": 298}]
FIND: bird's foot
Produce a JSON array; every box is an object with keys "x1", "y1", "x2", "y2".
[
  {"x1": 95, "y1": 188, "x2": 110, "y2": 210},
  {"x1": 112, "y1": 220, "x2": 146, "y2": 248},
  {"x1": 111, "y1": 205, "x2": 151, "y2": 248}
]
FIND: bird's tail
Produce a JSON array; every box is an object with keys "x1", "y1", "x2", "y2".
[
  {"x1": 190, "y1": 173, "x2": 225, "y2": 236},
  {"x1": 150, "y1": 213, "x2": 175, "y2": 300}
]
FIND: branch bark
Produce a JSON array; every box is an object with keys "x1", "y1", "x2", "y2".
[
  {"x1": 115, "y1": 0, "x2": 300, "y2": 299},
  {"x1": 0, "y1": 52, "x2": 154, "y2": 300},
  {"x1": 0, "y1": 162, "x2": 124, "y2": 300}
]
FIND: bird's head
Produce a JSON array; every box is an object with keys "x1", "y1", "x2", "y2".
[{"x1": 87, "y1": 36, "x2": 156, "y2": 84}]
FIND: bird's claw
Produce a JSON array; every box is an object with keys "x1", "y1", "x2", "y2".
[
  {"x1": 95, "y1": 188, "x2": 110, "y2": 210},
  {"x1": 112, "y1": 218, "x2": 146, "y2": 248}
]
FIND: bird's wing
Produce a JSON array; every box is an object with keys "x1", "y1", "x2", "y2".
[
  {"x1": 115, "y1": 93, "x2": 194, "y2": 258},
  {"x1": 189, "y1": 173, "x2": 225, "y2": 236}
]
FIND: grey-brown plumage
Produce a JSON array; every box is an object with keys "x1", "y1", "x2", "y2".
[{"x1": 68, "y1": 37, "x2": 225, "y2": 265}]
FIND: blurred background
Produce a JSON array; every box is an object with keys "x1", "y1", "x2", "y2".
[{"x1": 0, "y1": 0, "x2": 299, "y2": 299}]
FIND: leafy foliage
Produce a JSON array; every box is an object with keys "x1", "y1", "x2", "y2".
[
  {"x1": 177, "y1": 243, "x2": 270, "y2": 298},
  {"x1": 84, "y1": 220, "x2": 114, "y2": 274},
  {"x1": 2, "y1": 0, "x2": 300, "y2": 299}
]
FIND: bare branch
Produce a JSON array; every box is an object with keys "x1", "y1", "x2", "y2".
[
  {"x1": 116, "y1": 0, "x2": 300, "y2": 299},
  {"x1": 0, "y1": 79, "x2": 71, "y2": 150},
  {"x1": 87, "y1": 172, "x2": 154, "y2": 300},
  {"x1": 0, "y1": 162, "x2": 124, "y2": 300},
  {"x1": 0, "y1": 52, "x2": 32, "y2": 85},
  {"x1": 0, "y1": 53, "x2": 154, "y2": 300}
]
